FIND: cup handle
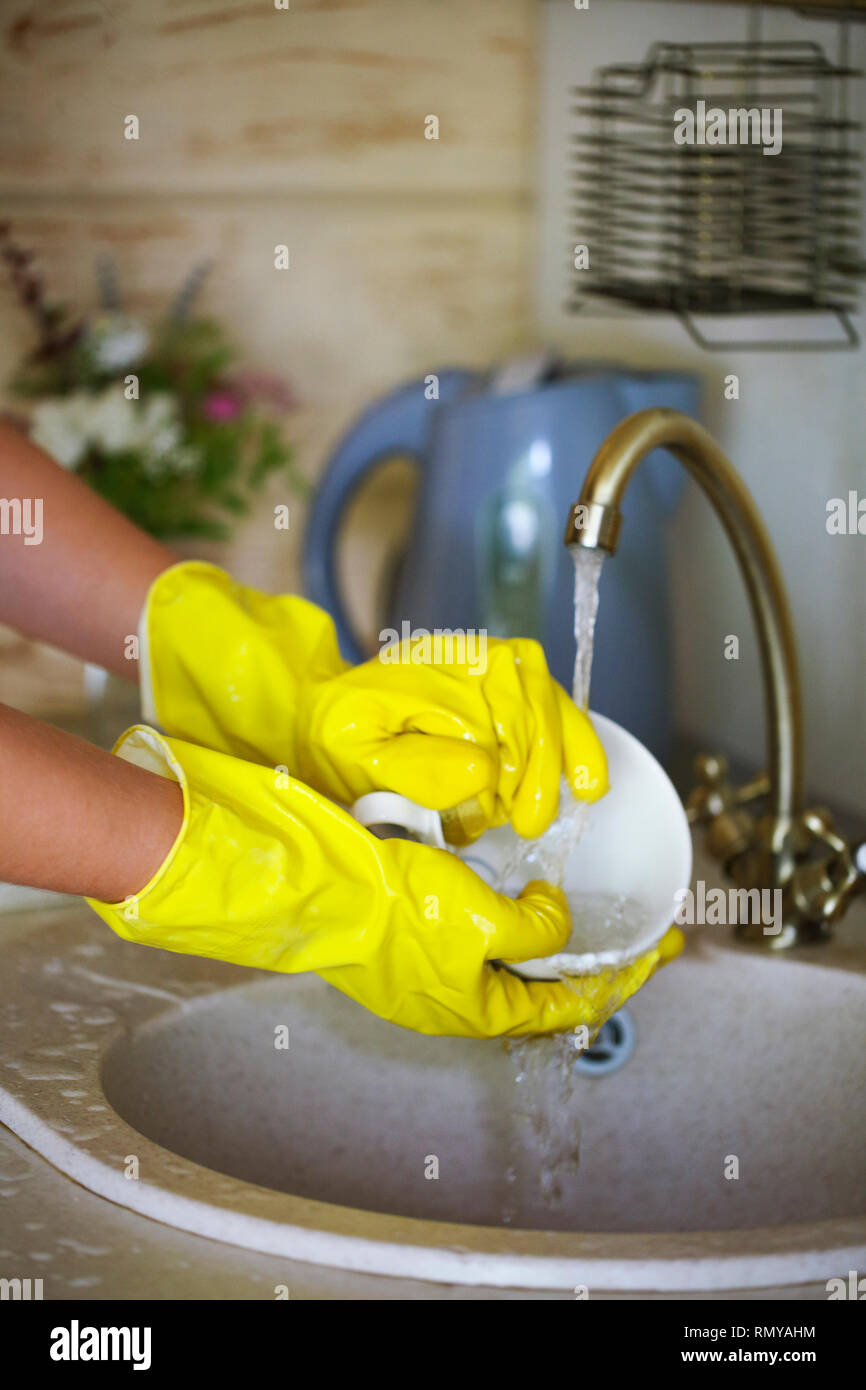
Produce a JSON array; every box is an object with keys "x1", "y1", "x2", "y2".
[{"x1": 350, "y1": 793, "x2": 447, "y2": 849}]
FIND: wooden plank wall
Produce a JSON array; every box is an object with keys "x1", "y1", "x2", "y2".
[{"x1": 0, "y1": 0, "x2": 536, "y2": 714}]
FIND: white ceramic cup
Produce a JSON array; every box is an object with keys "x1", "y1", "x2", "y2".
[{"x1": 351, "y1": 711, "x2": 692, "y2": 981}]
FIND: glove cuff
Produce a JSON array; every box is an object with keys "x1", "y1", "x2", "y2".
[
  {"x1": 139, "y1": 560, "x2": 346, "y2": 767},
  {"x1": 137, "y1": 580, "x2": 161, "y2": 727},
  {"x1": 86, "y1": 725, "x2": 191, "y2": 936},
  {"x1": 86, "y1": 725, "x2": 384, "y2": 975}
]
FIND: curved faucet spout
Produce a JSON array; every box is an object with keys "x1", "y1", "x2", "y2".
[{"x1": 564, "y1": 407, "x2": 803, "y2": 839}]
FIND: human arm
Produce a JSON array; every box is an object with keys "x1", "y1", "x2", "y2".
[
  {"x1": 0, "y1": 701, "x2": 182, "y2": 900},
  {"x1": 0, "y1": 420, "x2": 175, "y2": 677}
]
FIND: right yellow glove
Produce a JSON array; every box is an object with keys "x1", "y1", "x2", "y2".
[
  {"x1": 139, "y1": 561, "x2": 608, "y2": 842},
  {"x1": 87, "y1": 725, "x2": 679, "y2": 1039}
]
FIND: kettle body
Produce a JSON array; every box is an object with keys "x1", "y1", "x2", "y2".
[{"x1": 304, "y1": 365, "x2": 698, "y2": 762}]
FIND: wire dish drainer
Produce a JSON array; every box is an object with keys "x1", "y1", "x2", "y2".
[{"x1": 567, "y1": 41, "x2": 864, "y2": 350}]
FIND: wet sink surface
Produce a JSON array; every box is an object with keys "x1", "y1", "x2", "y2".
[
  {"x1": 101, "y1": 951, "x2": 866, "y2": 1235},
  {"x1": 1, "y1": 899, "x2": 865, "y2": 1292}
]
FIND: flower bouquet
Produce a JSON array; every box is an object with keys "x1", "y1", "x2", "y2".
[{"x1": 1, "y1": 226, "x2": 304, "y2": 540}]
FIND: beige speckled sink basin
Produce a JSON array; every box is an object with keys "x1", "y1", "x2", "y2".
[{"x1": 1, "y1": 890, "x2": 865, "y2": 1295}]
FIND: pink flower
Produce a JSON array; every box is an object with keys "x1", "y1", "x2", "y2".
[
  {"x1": 202, "y1": 391, "x2": 241, "y2": 422},
  {"x1": 228, "y1": 370, "x2": 297, "y2": 414}
]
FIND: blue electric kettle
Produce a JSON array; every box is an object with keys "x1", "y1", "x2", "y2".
[{"x1": 304, "y1": 359, "x2": 698, "y2": 762}]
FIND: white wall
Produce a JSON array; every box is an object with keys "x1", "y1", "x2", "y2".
[{"x1": 537, "y1": 0, "x2": 866, "y2": 816}]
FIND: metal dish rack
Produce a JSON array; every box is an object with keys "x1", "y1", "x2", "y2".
[{"x1": 567, "y1": 41, "x2": 864, "y2": 349}]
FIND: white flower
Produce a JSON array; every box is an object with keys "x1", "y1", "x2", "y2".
[
  {"x1": 88, "y1": 390, "x2": 140, "y2": 453},
  {"x1": 165, "y1": 443, "x2": 201, "y2": 477},
  {"x1": 31, "y1": 387, "x2": 189, "y2": 476},
  {"x1": 30, "y1": 393, "x2": 94, "y2": 468},
  {"x1": 138, "y1": 395, "x2": 181, "y2": 457},
  {"x1": 87, "y1": 388, "x2": 181, "y2": 460},
  {"x1": 85, "y1": 314, "x2": 150, "y2": 372}
]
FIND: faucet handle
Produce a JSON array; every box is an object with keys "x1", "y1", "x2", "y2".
[
  {"x1": 686, "y1": 753, "x2": 729, "y2": 824},
  {"x1": 791, "y1": 807, "x2": 866, "y2": 926},
  {"x1": 686, "y1": 752, "x2": 769, "y2": 825},
  {"x1": 687, "y1": 752, "x2": 760, "y2": 869}
]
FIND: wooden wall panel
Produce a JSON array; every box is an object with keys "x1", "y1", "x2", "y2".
[{"x1": 0, "y1": 0, "x2": 534, "y2": 195}]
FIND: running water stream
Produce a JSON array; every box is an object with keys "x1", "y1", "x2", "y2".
[
  {"x1": 502, "y1": 548, "x2": 610, "y2": 1213},
  {"x1": 572, "y1": 547, "x2": 605, "y2": 711},
  {"x1": 494, "y1": 548, "x2": 605, "y2": 893}
]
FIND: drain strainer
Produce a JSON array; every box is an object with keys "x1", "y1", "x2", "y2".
[{"x1": 574, "y1": 1009, "x2": 635, "y2": 1076}]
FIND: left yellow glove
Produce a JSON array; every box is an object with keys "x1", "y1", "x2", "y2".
[
  {"x1": 141, "y1": 562, "x2": 608, "y2": 841},
  {"x1": 87, "y1": 725, "x2": 677, "y2": 1039}
]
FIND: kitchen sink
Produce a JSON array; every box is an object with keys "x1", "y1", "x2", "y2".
[{"x1": 1, "y1": 884, "x2": 864, "y2": 1295}]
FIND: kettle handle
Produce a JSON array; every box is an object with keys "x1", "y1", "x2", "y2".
[{"x1": 303, "y1": 368, "x2": 477, "y2": 661}]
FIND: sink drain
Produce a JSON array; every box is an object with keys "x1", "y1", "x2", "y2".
[{"x1": 574, "y1": 1009, "x2": 635, "y2": 1076}]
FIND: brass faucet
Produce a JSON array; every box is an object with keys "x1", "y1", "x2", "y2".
[{"x1": 565, "y1": 408, "x2": 864, "y2": 948}]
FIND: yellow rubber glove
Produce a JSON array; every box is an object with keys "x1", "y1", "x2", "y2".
[
  {"x1": 87, "y1": 726, "x2": 680, "y2": 1039},
  {"x1": 140, "y1": 562, "x2": 608, "y2": 840}
]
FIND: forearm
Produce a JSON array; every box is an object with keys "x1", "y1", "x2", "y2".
[
  {"x1": 0, "y1": 702, "x2": 183, "y2": 900},
  {"x1": 0, "y1": 421, "x2": 176, "y2": 676}
]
